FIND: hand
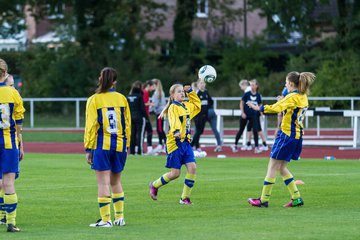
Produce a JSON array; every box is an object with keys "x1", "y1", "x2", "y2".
[
  {"x1": 246, "y1": 102, "x2": 260, "y2": 111},
  {"x1": 276, "y1": 95, "x2": 284, "y2": 101},
  {"x1": 174, "y1": 131, "x2": 181, "y2": 138},
  {"x1": 19, "y1": 147, "x2": 24, "y2": 161},
  {"x1": 86, "y1": 152, "x2": 93, "y2": 165},
  {"x1": 241, "y1": 113, "x2": 247, "y2": 119},
  {"x1": 183, "y1": 85, "x2": 191, "y2": 92}
]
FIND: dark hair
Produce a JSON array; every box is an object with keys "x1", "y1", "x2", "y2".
[
  {"x1": 130, "y1": 80, "x2": 143, "y2": 95},
  {"x1": 96, "y1": 67, "x2": 117, "y2": 93},
  {"x1": 146, "y1": 79, "x2": 155, "y2": 86},
  {"x1": 287, "y1": 71, "x2": 315, "y2": 95}
]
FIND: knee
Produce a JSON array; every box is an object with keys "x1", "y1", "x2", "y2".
[
  {"x1": 187, "y1": 164, "x2": 197, "y2": 175},
  {"x1": 168, "y1": 170, "x2": 180, "y2": 179}
]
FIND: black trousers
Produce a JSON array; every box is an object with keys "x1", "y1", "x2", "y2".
[
  {"x1": 235, "y1": 116, "x2": 259, "y2": 147},
  {"x1": 191, "y1": 114, "x2": 207, "y2": 149},
  {"x1": 130, "y1": 117, "x2": 146, "y2": 154},
  {"x1": 144, "y1": 118, "x2": 153, "y2": 147}
]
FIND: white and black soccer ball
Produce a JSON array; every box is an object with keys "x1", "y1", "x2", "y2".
[{"x1": 198, "y1": 65, "x2": 217, "y2": 83}]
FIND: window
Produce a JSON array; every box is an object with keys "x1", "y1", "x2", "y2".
[
  {"x1": 47, "y1": 2, "x2": 65, "y2": 19},
  {"x1": 196, "y1": 0, "x2": 208, "y2": 18}
]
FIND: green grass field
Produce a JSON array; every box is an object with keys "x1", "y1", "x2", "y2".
[{"x1": 2, "y1": 154, "x2": 359, "y2": 240}]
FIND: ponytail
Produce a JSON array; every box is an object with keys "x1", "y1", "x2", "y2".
[
  {"x1": 96, "y1": 67, "x2": 117, "y2": 93},
  {"x1": 299, "y1": 72, "x2": 315, "y2": 95},
  {"x1": 159, "y1": 96, "x2": 173, "y2": 119},
  {"x1": 159, "y1": 83, "x2": 183, "y2": 119},
  {"x1": 287, "y1": 71, "x2": 315, "y2": 95}
]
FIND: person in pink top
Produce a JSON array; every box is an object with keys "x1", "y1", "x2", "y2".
[{"x1": 143, "y1": 80, "x2": 156, "y2": 155}]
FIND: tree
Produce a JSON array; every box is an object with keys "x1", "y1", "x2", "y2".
[
  {"x1": 0, "y1": 0, "x2": 27, "y2": 38},
  {"x1": 248, "y1": 0, "x2": 330, "y2": 43}
]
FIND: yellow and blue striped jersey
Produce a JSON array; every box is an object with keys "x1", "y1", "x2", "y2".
[
  {"x1": 0, "y1": 83, "x2": 25, "y2": 149},
  {"x1": 260, "y1": 91, "x2": 308, "y2": 139},
  {"x1": 84, "y1": 89, "x2": 131, "y2": 152},
  {"x1": 166, "y1": 90, "x2": 201, "y2": 154}
]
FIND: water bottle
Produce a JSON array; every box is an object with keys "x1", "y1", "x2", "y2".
[{"x1": 324, "y1": 156, "x2": 335, "y2": 160}]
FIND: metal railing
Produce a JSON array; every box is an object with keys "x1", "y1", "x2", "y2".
[{"x1": 22, "y1": 96, "x2": 360, "y2": 129}]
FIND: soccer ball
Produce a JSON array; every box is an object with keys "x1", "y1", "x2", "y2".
[{"x1": 198, "y1": 65, "x2": 217, "y2": 83}]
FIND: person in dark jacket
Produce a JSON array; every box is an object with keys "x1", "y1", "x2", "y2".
[
  {"x1": 127, "y1": 81, "x2": 148, "y2": 155},
  {"x1": 190, "y1": 79, "x2": 211, "y2": 152}
]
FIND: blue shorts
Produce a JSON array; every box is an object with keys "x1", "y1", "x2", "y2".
[
  {"x1": 165, "y1": 141, "x2": 196, "y2": 169},
  {"x1": 91, "y1": 149, "x2": 127, "y2": 173},
  {"x1": 0, "y1": 148, "x2": 20, "y2": 175},
  {"x1": 270, "y1": 131, "x2": 302, "y2": 161}
]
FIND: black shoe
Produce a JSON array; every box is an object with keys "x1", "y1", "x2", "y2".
[
  {"x1": 0, "y1": 216, "x2": 6, "y2": 225},
  {"x1": 7, "y1": 224, "x2": 21, "y2": 232}
]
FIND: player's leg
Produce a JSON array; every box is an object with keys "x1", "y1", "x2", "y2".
[
  {"x1": 248, "y1": 158, "x2": 279, "y2": 207},
  {"x1": 279, "y1": 161, "x2": 303, "y2": 207},
  {"x1": 180, "y1": 162, "x2": 196, "y2": 205},
  {"x1": 233, "y1": 117, "x2": 247, "y2": 152},
  {"x1": 150, "y1": 168, "x2": 180, "y2": 201},
  {"x1": 110, "y1": 172, "x2": 125, "y2": 226},
  {"x1": 89, "y1": 170, "x2": 113, "y2": 227},
  {"x1": 0, "y1": 179, "x2": 5, "y2": 225},
  {"x1": 208, "y1": 110, "x2": 222, "y2": 151},
  {"x1": 3, "y1": 173, "x2": 20, "y2": 232}
]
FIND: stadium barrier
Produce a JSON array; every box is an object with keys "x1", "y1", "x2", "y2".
[
  {"x1": 343, "y1": 110, "x2": 360, "y2": 148},
  {"x1": 215, "y1": 109, "x2": 314, "y2": 146}
]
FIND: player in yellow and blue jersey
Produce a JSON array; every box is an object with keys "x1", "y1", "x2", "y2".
[
  {"x1": 247, "y1": 71, "x2": 315, "y2": 208},
  {"x1": 149, "y1": 84, "x2": 201, "y2": 205},
  {"x1": 0, "y1": 58, "x2": 25, "y2": 232},
  {"x1": 84, "y1": 67, "x2": 131, "y2": 227}
]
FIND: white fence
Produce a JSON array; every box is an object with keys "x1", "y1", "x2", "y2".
[{"x1": 23, "y1": 96, "x2": 360, "y2": 129}]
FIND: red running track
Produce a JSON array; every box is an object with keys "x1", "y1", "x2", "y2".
[{"x1": 25, "y1": 142, "x2": 360, "y2": 160}]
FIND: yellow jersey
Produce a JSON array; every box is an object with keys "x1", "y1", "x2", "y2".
[
  {"x1": 0, "y1": 83, "x2": 25, "y2": 149},
  {"x1": 84, "y1": 89, "x2": 131, "y2": 152},
  {"x1": 261, "y1": 91, "x2": 308, "y2": 139},
  {"x1": 166, "y1": 90, "x2": 201, "y2": 154}
]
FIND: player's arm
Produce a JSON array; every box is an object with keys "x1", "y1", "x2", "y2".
[
  {"x1": 124, "y1": 97, "x2": 131, "y2": 149},
  {"x1": 184, "y1": 86, "x2": 201, "y2": 119},
  {"x1": 240, "y1": 100, "x2": 246, "y2": 119},
  {"x1": 13, "y1": 90, "x2": 25, "y2": 160},
  {"x1": 84, "y1": 96, "x2": 98, "y2": 164},
  {"x1": 248, "y1": 94, "x2": 295, "y2": 114}
]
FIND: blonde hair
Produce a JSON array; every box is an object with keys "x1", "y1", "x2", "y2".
[
  {"x1": 159, "y1": 84, "x2": 183, "y2": 119},
  {"x1": 0, "y1": 58, "x2": 8, "y2": 78},
  {"x1": 153, "y1": 78, "x2": 164, "y2": 99},
  {"x1": 239, "y1": 79, "x2": 249, "y2": 87},
  {"x1": 287, "y1": 71, "x2": 315, "y2": 95}
]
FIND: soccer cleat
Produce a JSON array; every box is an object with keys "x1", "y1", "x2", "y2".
[
  {"x1": 89, "y1": 219, "x2": 113, "y2": 228},
  {"x1": 0, "y1": 216, "x2": 6, "y2": 225},
  {"x1": 214, "y1": 146, "x2": 222, "y2": 152},
  {"x1": 247, "y1": 198, "x2": 268, "y2": 208},
  {"x1": 283, "y1": 198, "x2": 304, "y2": 207},
  {"x1": 149, "y1": 182, "x2": 158, "y2": 200},
  {"x1": 179, "y1": 198, "x2": 192, "y2": 205},
  {"x1": 114, "y1": 218, "x2": 126, "y2": 226},
  {"x1": 231, "y1": 145, "x2": 238, "y2": 153},
  {"x1": 7, "y1": 224, "x2": 21, "y2": 232}
]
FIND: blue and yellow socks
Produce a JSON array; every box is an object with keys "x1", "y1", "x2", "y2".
[
  {"x1": 98, "y1": 197, "x2": 111, "y2": 222},
  {"x1": 181, "y1": 173, "x2": 196, "y2": 199},
  {"x1": 283, "y1": 174, "x2": 300, "y2": 199},
  {"x1": 152, "y1": 174, "x2": 170, "y2": 188},
  {"x1": 260, "y1": 177, "x2": 275, "y2": 203},
  {"x1": 4, "y1": 193, "x2": 18, "y2": 225},
  {"x1": 112, "y1": 192, "x2": 124, "y2": 220},
  {"x1": 0, "y1": 189, "x2": 5, "y2": 220}
]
